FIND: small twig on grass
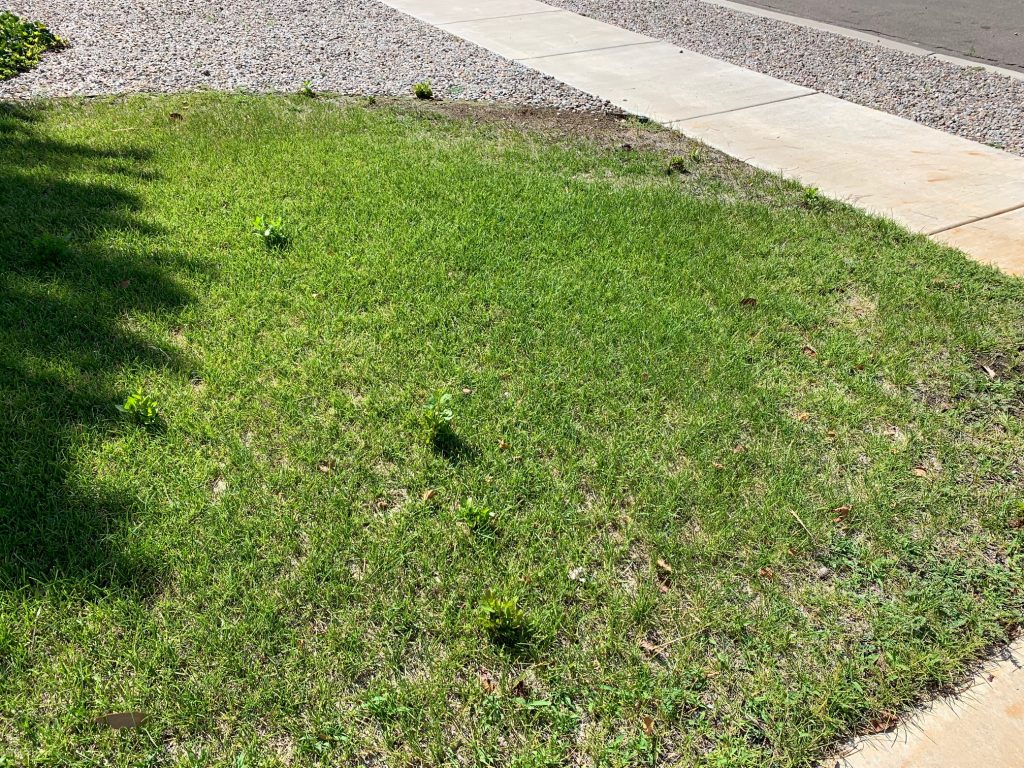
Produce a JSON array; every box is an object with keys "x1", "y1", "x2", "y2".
[{"x1": 788, "y1": 508, "x2": 812, "y2": 539}]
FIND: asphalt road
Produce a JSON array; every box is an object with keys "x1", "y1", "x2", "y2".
[{"x1": 731, "y1": 0, "x2": 1024, "y2": 71}]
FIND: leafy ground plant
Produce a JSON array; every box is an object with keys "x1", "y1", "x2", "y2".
[
  {"x1": 116, "y1": 387, "x2": 160, "y2": 427},
  {"x1": 413, "y1": 80, "x2": 433, "y2": 99},
  {"x1": 0, "y1": 94, "x2": 1022, "y2": 767},
  {"x1": 476, "y1": 592, "x2": 533, "y2": 649},
  {"x1": 252, "y1": 214, "x2": 288, "y2": 249},
  {"x1": 0, "y1": 11, "x2": 64, "y2": 80}
]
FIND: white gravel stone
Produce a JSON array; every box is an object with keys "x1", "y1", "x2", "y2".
[
  {"x1": 542, "y1": 0, "x2": 1024, "y2": 156},
  {"x1": 0, "y1": 0, "x2": 608, "y2": 111}
]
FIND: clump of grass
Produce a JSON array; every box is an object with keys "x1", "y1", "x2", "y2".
[
  {"x1": 419, "y1": 389, "x2": 453, "y2": 442},
  {"x1": 412, "y1": 81, "x2": 433, "y2": 100},
  {"x1": 458, "y1": 498, "x2": 495, "y2": 533},
  {"x1": 666, "y1": 156, "x2": 691, "y2": 175},
  {"x1": 476, "y1": 593, "x2": 532, "y2": 649},
  {"x1": 252, "y1": 215, "x2": 289, "y2": 249},
  {"x1": 117, "y1": 387, "x2": 161, "y2": 427},
  {"x1": 29, "y1": 233, "x2": 72, "y2": 267},
  {"x1": 0, "y1": 12, "x2": 65, "y2": 80},
  {"x1": 802, "y1": 186, "x2": 832, "y2": 213},
  {"x1": 299, "y1": 80, "x2": 316, "y2": 98}
]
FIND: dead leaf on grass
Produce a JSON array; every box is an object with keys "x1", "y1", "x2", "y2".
[
  {"x1": 96, "y1": 711, "x2": 146, "y2": 729},
  {"x1": 641, "y1": 715, "x2": 655, "y2": 736},
  {"x1": 317, "y1": 460, "x2": 335, "y2": 474},
  {"x1": 802, "y1": 345, "x2": 818, "y2": 358},
  {"x1": 740, "y1": 297, "x2": 758, "y2": 307},
  {"x1": 912, "y1": 466, "x2": 929, "y2": 478},
  {"x1": 422, "y1": 488, "x2": 436, "y2": 501},
  {"x1": 831, "y1": 504, "x2": 852, "y2": 522},
  {"x1": 477, "y1": 669, "x2": 497, "y2": 694}
]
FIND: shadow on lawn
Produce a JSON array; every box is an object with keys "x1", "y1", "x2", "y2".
[{"x1": 0, "y1": 103, "x2": 194, "y2": 597}]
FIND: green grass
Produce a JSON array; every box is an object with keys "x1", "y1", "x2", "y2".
[
  {"x1": 0, "y1": 12, "x2": 63, "y2": 81},
  {"x1": 1, "y1": 93, "x2": 1022, "y2": 767}
]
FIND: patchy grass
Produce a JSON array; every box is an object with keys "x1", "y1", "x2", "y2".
[
  {"x1": 0, "y1": 12, "x2": 63, "y2": 80},
  {"x1": 1, "y1": 94, "x2": 1022, "y2": 767}
]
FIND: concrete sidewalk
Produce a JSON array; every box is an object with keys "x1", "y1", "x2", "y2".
[
  {"x1": 843, "y1": 639, "x2": 1024, "y2": 768},
  {"x1": 381, "y1": 0, "x2": 1024, "y2": 275}
]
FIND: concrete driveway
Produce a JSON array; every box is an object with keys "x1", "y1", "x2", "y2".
[{"x1": 731, "y1": 0, "x2": 1024, "y2": 71}]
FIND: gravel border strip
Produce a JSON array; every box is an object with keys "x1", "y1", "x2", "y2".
[
  {"x1": 540, "y1": 0, "x2": 1024, "y2": 157},
  {"x1": 700, "y1": 0, "x2": 1024, "y2": 82},
  {"x1": 0, "y1": 0, "x2": 609, "y2": 113}
]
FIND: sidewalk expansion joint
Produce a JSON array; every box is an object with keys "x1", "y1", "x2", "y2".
[
  {"x1": 441, "y1": 9, "x2": 563, "y2": 26},
  {"x1": 518, "y1": 40, "x2": 660, "y2": 62},
  {"x1": 668, "y1": 91, "x2": 817, "y2": 124}
]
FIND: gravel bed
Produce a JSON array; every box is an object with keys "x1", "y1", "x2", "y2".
[
  {"x1": 543, "y1": 0, "x2": 1024, "y2": 156},
  {"x1": 0, "y1": 0, "x2": 607, "y2": 111}
]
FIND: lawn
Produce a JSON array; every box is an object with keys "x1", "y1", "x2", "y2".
[{"x1": 1, "y1": 93, "x2": 1022, "y2": 767}]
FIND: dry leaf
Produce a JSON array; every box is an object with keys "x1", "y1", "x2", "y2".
[
  {"x1": 831, "y1": 504, "x2": 852, "y2": 522},
  {"x1": 795, "y1": 412, "x2": 811, "y2": 423},
  {"x1": 211, "y1": 478, "x2": 227, "y2": 496},
  {"x1": 912, "y1": 466, "x2": 929, "y2": 478},
  {"x1": 802, "y1": 345, "x2": 818, "y2": 358},
  {"x1": 758, "y1": 567, "x2": 774, "y2": 579},
  {"x1": 711, "y1": 461, "x2": 725, "y2": 470},
  {"x1": 655, "y1": 559, "x2": 673, "y2": 574},
  {"x1": 658, "y1": 583, "x2": 670, "y2": 594},
  {"x1": 865, "y1": 711, "x2": 899, "y2": 735},
  {"x1": 462, "y1": 387, "x2": 472, "y2": 394},
  {"x1": 477, "y1": 669, "x2": 497, "y2": 694},
  {"x1": 422, "y1": 489, "x2": 436, "y2": 501},
  {"x1": 498, "y1": 439, "x2": 510, "y2": 451},
  {"x1": 740, "y1": 297, "x2": 757, "y2": 307},
  {"x1": 168, "y1": 112, "x2": 183, "y2": 122},
  {"x1": 317, "y1": 460, "x2": 335, "y2": 474},
  {"x1": 641, "y1": 715, "x2": 655, "y2": 736},
  {"x1": 732, "y1": 444, "x2": 747, "y2": 454},
  {"x1": 96, "y1": 711, "x2": 146, "y2": 729},
  {"x1": 639, "y1": 639, "x2": 665, "y2": 658},
  {"x1": 981, "y1": 364, "x2": 997, "y2": 380}
]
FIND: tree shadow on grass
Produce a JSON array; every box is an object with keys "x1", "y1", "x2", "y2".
[{"x1": 0, "y1": 102, "x2": 196, "y2": 599}]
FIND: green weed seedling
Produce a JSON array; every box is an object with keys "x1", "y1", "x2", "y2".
[
  {"x1": 476, "y1": 592, "x2": 532, "y2": 649},
  {"x1": 252, "y1": 216, "x2": 289, "y2": 249},
  {"x1": 420, "y1": 389, "x2": 453, "y2": 441},
  {"x1": 802, "y1": 186, "x2": 832, "y2": 213},
  {"x1": 413, "y1": 81, "x2": 433, "y2": 100},
  {"x1": 117, "y1": 387, "x2": 161, "y2": 428},
  {"x1": 458, "y1": 497, "x2": 495, "y2": 534}
]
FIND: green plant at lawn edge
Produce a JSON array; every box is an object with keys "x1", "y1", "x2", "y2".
[{"x1": 0, "y1": 12, "x2": 65, "y2": 80}]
